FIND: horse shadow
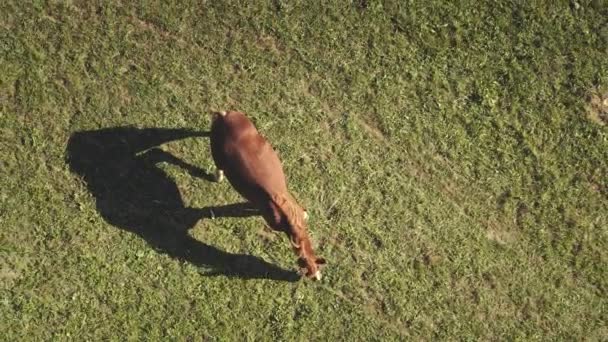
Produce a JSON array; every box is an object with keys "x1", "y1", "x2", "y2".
[{"x1": 65, "y1": 126, "x2": 299, "y2": 282}]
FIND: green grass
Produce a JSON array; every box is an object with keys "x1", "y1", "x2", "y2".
[{"x1": 2, "y1": 0, "x2": 607, "y2": 340}]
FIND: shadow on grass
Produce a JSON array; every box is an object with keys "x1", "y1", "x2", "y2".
[{"x1": 66, "y1": 126, "x2": 299, "y2": 282}]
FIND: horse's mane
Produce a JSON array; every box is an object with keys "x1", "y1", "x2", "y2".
[{"x1": 270, "y1": 193, "x2": 313, "y2": 258}]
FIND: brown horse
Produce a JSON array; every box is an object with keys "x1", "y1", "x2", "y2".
[{"x1": 210, "y1": 111, "x2": 325, "y2": 280}]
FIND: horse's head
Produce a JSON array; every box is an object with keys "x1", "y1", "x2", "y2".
[{"x1": 297, "y1": 254, "x2": 327, "y2": 281}]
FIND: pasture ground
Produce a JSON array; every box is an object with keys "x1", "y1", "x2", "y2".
[{"x1": 1, "y1": 1, "x2": 607, "y2": 340}]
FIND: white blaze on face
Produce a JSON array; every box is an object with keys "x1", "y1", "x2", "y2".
[{"x1": 219, "y1": 111, "x2": 227, "y2": 116}]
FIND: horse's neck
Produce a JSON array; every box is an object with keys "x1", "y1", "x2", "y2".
[{"x1": 271, "y1": 192, "x2": 313, "y2": 255}]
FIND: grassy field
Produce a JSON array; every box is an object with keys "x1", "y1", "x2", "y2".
[{"x1": 2, "y1": 1, "x2": 607, "y2": 340}]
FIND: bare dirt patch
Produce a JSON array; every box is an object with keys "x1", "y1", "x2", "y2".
[
  {"x1": 256, "y1": 34, "x2": 284, "y2": 55},
  {"x1": 485, "y1": 219, "x2": 518, "y2": 246},
  {"x1": 358, "y1": 117, "x2": 388, "y2": 141},
  {"x1": 586, "y1": 88, "x2": 608, "y2": 126}
]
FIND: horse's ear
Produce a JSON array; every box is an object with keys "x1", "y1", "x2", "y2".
[{"x1": 316, "y1": 257, "x2": 326, "y2": 266}]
